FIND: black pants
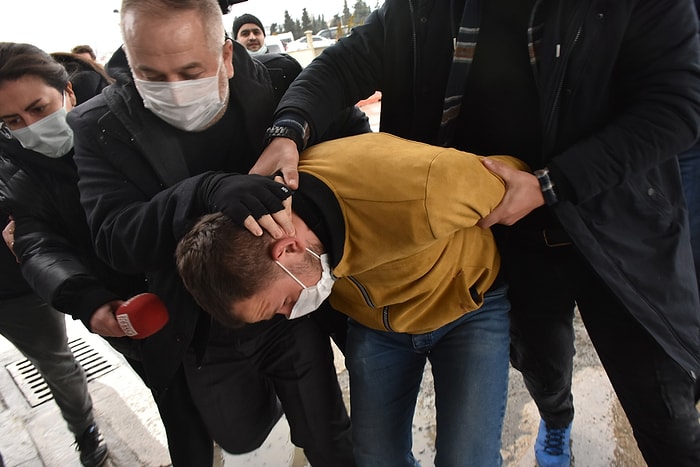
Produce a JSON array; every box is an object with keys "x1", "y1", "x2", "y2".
[
  {"x1": 502, "y1": 238, "x2": 700, "y2": 467},
  {"x1": 155, "y1": 314, "x2": 354, "y2": 467}
]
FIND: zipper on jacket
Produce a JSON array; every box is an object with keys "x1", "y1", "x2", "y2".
[
  {"x1": 348, "y1": 275, "x2": 376, "y2": 307},
  {"x1": 545, "y1": 25, "x2": 581, "y2": 138},
  {"x1": 381, "y1": 306, "x2": 394, "y2": 332},
  {"x1": 347, "y1": 275, "x2": 395, "y2": 331},
  {"x1": 540, "y1": 0, "x2": 593, "y2": 148}
]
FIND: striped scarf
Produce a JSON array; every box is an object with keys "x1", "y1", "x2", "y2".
[{"x1": 438, "y1": 0, "x2": 544, "y2": 146}]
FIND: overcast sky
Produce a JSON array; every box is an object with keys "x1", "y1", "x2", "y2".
[{"x1": 1, "y1": 0, "x2": 353, "y2": 62}]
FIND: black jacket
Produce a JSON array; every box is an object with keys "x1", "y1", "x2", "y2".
[
  {"x1": 276, "y1": 0, "x2": 700, "y2": 376},
  {"x1": 0, "y1": 135, "x2": 145, "y2": 330},
  {"x1": 68, "y1": 41, "x2": 366, "y2": 390}
]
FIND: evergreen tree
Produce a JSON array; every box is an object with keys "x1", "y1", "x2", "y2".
[
  {"x1": 301, "y1": 8, "x2": 312, "y2": 32},
  {"x1": 342, "y1": 0, "x2": 352, "y2": 25},
  {"x1": 313, "y1": 15, "x2": 328, "y2": 34},
  {"x1": 352, "y1": 0, "x2": 372, "y2": 25},
  {"x1": 283, "y1": 10, "x2": 296, "y2": 36}
]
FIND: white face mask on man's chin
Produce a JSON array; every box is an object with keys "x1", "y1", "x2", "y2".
[
  {"x1": 247, "y1": 44, "x2": 268, "y2": 56},
  {"x1": 134, "y1": 70, "x2": 228, "y2": 132}
]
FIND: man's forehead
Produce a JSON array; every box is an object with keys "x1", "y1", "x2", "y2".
[
  {"x1": 240, "y1": 23, "x2": 263, "y2": 33},
  {"x1": 127, "y1": 46, "x2": 219, "y2": 75},
  {"x1": 122, "y1": 8, "x2": 210, "y2": 49},
  {"x1": 123, "y1": 11, "x2": 220, "y2": 73}
]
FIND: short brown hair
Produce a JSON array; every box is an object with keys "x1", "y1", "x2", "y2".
[
  {"x1": 175, "y1": 213, "x2": 277, "y2": 328},
  {"x1": 70, "y1": 45, "x2": 96, "y2": 60}
]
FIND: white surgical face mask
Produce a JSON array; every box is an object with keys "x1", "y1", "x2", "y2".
[
  {"x1": 276, "y1": 248, "x2": 336, "y2": 319},
  {"x1": 247, "y1": 44, "x2": 268, "y2": 56},
  {"x1": 134, "y1": 70, "x2": 227, "y2": 132},
  {"x1": 11, "y1": 94, "x2": 73, "y2": 158}
]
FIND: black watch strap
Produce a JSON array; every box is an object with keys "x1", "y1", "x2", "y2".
[
  {"x1": 263, "y1": 120, "x2": 309, "y2": 152},
  {"x1": 535, "y1": 168, "x2": 559, "y2": 206}
]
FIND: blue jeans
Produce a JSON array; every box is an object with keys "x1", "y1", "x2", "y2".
[
  {"x1": 345, "y1": 284, "x2": 510, "y2": 467},
  {"x1": 678, "y1": 145, "x2": 700, "y2": 292}
]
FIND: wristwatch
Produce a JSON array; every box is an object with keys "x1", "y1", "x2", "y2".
[
  {"x1": 264, "y1": 125, "x2": 302, "y2": 150},
  {"x1": 534, "y1": 168, "x2": 559, "y2": 206}
]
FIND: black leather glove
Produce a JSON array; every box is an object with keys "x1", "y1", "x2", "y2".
[{"x1": 202, "y1": 173, "x2": 292, "y2": 226}]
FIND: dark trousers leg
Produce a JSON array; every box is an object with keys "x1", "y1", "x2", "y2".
[
  {"x1": 182, "y1": 338, "x2": 282, "y2": 455},
  {"x1": 265, "y1": 317, "x2": 354, "y2": 467},
  {"x1": 0, "y1": 295, "x2": 94, "y2": 436},
  {"x1": 505, "y1": 236, "x2": 700, "y2": 466},
  {"x1": 154, "y1": 365, "x2": 213, "y2": 466},
  {"x1": 576, "y1": 271, "x2": 700, "y2": 467},
  {"x1": 182, "y1": 317, "x2": 353, "y2": 466},
  {"x1": 505, "y1": 243, "x2": 578, "y2": 427}
]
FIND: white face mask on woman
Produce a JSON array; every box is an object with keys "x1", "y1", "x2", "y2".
[
  {"x1": 11, "y1": 93, "x2": 73, "y2": 158},
  {"x1": 276, "y1": 248, "x2": 337, "y2": 319},
  {"x1": 134, "y1": 71, "x2": 228, "y2": 132}
]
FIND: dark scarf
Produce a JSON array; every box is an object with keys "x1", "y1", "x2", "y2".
[{"x1": 439, "y1": 0, "x2": 545, "y2": 146}]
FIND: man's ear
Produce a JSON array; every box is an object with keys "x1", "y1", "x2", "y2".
[
  {"x1": 223, "y1": 39, "x2": 234, "y2": 78},
  {"x1": 270, "y1": 237, "x2": 305, "y2": 261}
]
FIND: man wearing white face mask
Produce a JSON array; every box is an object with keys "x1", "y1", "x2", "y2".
[
  {"x1": 67, "y1": 0, "x2": 367, "y2": 466},
  {"x1": 176, "y1": 132, "x2": 529, "y2": 466},
  {"x1": 232, "y1": 13, "x2": 268, "y2": 56},
  {"x1": 177, "y1": 132, "x2": 529, "y2": 328}
]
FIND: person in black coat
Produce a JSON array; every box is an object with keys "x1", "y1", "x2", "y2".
[
  {"x1": 255, "y1": 1, "x2": 700, "y2": 466},
  {"x1": 50, "y1": 52, "x2": 113, "y2": 106},
  {"x1": 68, "y1": 0, "x2": 367, "y2": 465},
  {"x1": 0, "y1": 41, "x2": 146, "y2": 467}
]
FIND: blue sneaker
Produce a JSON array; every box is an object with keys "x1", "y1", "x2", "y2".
[{"x1": 535, "y1": 419, "x2": 572, "y2": 467}]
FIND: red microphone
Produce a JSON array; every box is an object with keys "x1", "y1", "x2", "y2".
[{"x1": 115, "y1": 293, "x2": 169, "y2": 339}]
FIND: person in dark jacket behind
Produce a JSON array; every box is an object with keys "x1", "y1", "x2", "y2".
[
  {"x1": 232, "y1": 13, "x2": 268, "y2": 55},
  {"x1": 68, "y1": 0, "x2": 367, "y2": 465},
  {"x1": 253, "y1": 1, "x2": 700, "y2": 466},
  {"x1": 0, "y1": 42, "x2": 146, "y2": 467},
  {"x1": 50, "y1": 52, "x2": 114, "y2": 106}
]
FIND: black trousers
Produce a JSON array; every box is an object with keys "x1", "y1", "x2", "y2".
[
  {"x1": 502, "y1": 237, "x2": 700, "y2": 467},
  {"x1": 155, "y1": 313, "x2": 354, "y2": 467}
]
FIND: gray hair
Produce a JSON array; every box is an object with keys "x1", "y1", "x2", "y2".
[{"x1": 120, "y1": 0, "x2": 225, "y2": 55}]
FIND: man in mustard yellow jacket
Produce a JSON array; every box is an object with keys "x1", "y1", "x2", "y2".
[{"x1": 177, "y1": 132, "x2": 528, "y2": 466}]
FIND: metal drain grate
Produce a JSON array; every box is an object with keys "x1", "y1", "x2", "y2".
[{"x1": 5, "y1": 337, "x2": 117, "y2": 407}]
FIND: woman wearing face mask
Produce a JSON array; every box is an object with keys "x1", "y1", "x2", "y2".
[{"x1": 0, "y1": 42, "x2": 147, "y2": 466}]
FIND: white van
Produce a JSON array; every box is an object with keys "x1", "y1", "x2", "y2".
[{"x1": 265, "y1": 35, "x2": 285, "y2": 54}]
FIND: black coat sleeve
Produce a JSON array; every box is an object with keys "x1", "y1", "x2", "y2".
[
  {"x1": 274, "y1": 7, "x2": 388, "y2": 142},
  {"x1": 68, "y1": 101, "x2": 223, "y2": 274},
  {"x1": 0, "y1": 155, "x2": 122, "y2": 328}
]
